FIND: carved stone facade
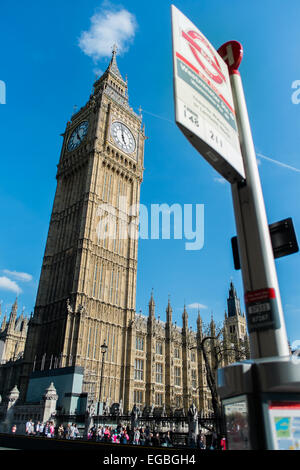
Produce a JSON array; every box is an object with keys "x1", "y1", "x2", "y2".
[
  {"x1": 129, "y1": 295, "x2": 208, "y2": 413},
  {"x1": 12, "y1": 50, "x2": 144, "y2": 412},
  {"x1": 0, "y1": 298, "x2": 28, "y2": 364},
  {"x1": 0, "y1": 383, "x2": 58, "y2": 433},
  {"x1": 128, "y1": 287, "x2": 249, "y2": 414}
]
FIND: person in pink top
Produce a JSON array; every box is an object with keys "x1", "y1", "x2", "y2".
[
  {"x1": 49, "y1": 421, "x2": 55, "y2": 438},
  {"x1": 104, "y1": 426, "x2": 111, "y2": 442}
]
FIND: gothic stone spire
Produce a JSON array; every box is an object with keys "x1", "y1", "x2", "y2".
[
  {"x1": 148, "y1": 289, "x2": 155, "y2": 318},
  {"x1": 107, "y1": 44, "x2": 125, "y2": 82},
  {"x1": 166, "y1": 295, "x2": 172, "y2": 324}
]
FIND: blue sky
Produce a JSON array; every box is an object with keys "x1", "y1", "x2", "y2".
[{"x1": 1, "y1": 0, "x2": 300, "y2": 344}]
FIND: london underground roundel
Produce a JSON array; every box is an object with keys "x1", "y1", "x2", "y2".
[{"x1": 171, "y1": 5, "x2": 245, "y2": 183}]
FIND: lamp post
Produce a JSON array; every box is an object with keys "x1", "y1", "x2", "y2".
[{"x1": 98, "y1": 341, "x2": 108, "y2": 415}]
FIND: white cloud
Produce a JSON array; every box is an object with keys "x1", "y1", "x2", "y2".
[
  {"x1": 187, "y1": 303, "x2": 208, "y2": 310},
  {"x1": 2, "y1": 270, "x2": 32, "y2": 282},
  {"x1": 213, "y1": 177, "x2": 226, "y2": 184},
  {"x1": 78, "y1": 6, "x2": 137, "y2": 62},
  {"x1": 0, "y1": 276, "x2": 22, "y2": 294},
  {"x1": 93, "y1": 68, "x2": 104, "y2": 78}
]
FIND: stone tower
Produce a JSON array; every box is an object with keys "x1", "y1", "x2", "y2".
[
  {"x1": 19, "y1": 49, "x2": 145, "y2": 407},
  {"x1": 0, "y1": 299, "x2": 28, "y2": 364},
  {"x1": 224, "y1": 281, "x2": 248, "y2": 359}
]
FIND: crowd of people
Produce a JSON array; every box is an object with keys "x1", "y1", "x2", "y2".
[
  {"x1": 11, "y1": 419, "x2": 80, "y2": 439},
  {"x1": 87, "y1": 425, "x2": 175, "y2": 447},
  {"x1": 11, "y1": 419, "x2": 225, "y2": 449}
]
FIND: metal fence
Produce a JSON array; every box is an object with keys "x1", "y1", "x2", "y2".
[{"x1": 55, "y1": 411, "x2": 224, "y2": 438}]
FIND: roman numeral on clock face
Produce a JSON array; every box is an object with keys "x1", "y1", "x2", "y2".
[{"x1": 111, "y1": 121, "x2": 136, "y2": 154}]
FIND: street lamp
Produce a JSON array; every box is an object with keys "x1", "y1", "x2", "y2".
[{"x1": 98, "y1": 341, "x2": 108, "y2": 415}]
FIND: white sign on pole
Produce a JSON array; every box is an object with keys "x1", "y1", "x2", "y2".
[{"x1": 171, "y1": 5, "x2": 245, "y2": 183}]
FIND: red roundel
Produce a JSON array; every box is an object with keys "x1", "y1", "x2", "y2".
[
  {"x1": 182, "y1": 30, "x2": 225, "y2": 84},
  {"x1": 217, "y1": 41, "x2": 243, "y2": 74}
]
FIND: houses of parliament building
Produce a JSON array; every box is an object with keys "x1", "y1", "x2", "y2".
[{"x1": 0, "y1": 50, "x2": 249, "y2": 415}]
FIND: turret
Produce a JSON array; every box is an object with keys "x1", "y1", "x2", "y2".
[
  {"x1": 93, "y1": 45, "x2": 128, "y2": 99},
  {"x1": 8, "y1": 298, "x2": 18, "y2": 330},
  {"x1": 182, "y1": 304, "x2": 188, "y2": 331},
  {"x1": 197, "y1": 310, "x2": 203, "y2": 340},
  {"x1": 0, "y1": 311, "x2": 7, "y2": 332},
  {"x1": 166, "y1": 296, "x2": 172, "y2": 324},
  {"x1": 210, "y1": 312, "x2": 216, "y2": 337},
  {"x1": 148, "y1": 290, "x2": 155, "y2": 319},
  {"x1": 227, "y1": 281, "x2": 242, "y2": 317}
]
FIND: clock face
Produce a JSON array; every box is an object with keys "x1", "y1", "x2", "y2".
[
  {"x1": 111, "y1": 121, "x2": 136, "y2": 154},
  {"x1": 67, "y1": 121, "x2": 89, "y2": 152}
]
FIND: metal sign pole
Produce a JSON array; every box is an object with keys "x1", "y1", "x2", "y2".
[{"x1": 218, "y1": 41, "x2": 289, "y2": 359}]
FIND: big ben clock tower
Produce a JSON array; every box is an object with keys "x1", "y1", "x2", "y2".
[{"x1": 19, "y1": 48, "x2": 145, "y2": 411}]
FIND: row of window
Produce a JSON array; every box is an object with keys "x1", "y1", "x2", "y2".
[
  {"x1": 133, "y1": 391, "x2": 182, "y2": 408},
  {"x1": 134, "y1": 359, "x2": 197, "y2": 387},
  {"x1": 92, "y1": 263, "x2": 121, "y2": 305},
  {"x1": 102, "y1": 171, "x2": 129, "y2": 205},
  {"x1": 135, "y1": 337, "x2": 196, "y2": 362},
  {"x1": 98, "y1": 170, "x2": 132, "y2": 255},
  {"x1": 86, "y1": 324, "x2": 117, "y2": 362},
  {"x1": 96, "y1": 215, "x2": 129, "y2": 256}
]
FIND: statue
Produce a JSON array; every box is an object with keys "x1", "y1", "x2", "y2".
[
  {"x1": 119, "y1": 399, "x2": 123, "y2": 416},
  {"x1": 85, "y1": 401, "x2": 96, "y2": 437},
  {"x1": 103, "y1": 398, "x2": 110, "y2": 416},
  {"x1": 131, "y1": 404, "x2": 140, "y2": 429},
  {"x1": 88, "y1": 402, "x2": 96, "y2": 417},
  {"x1": 66, "y1": 298, "x2": 73, "y2": 314},
  {"x1": 187, "y1": 403, "x2": 199, "y2": 447},
  {"x1": 149, "y1": 403, "x2": 154, "y2": 417}
]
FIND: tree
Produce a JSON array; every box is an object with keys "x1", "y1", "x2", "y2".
[{"x1": 190, "y1": 321, "x2": 250, "y2": 437}]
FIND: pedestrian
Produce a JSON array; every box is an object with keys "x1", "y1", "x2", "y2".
[
  {"x1": 44, "y1": 421, "x2": 51, "y2": 437},
  {"x1": 220, "y1": 435, "x2": 227, "y2": 450},
  {"x1": 145, "y1": 432, "x2": 153, "y2": 446},
  {"x1": 144, "y1": 427, "x2": 150, "y2": 446},
  {"x1": 211, "y1": 431, "x2": 218, "y2": 450},
  {"x1": 112, "y1": 429, "x2": 119, "y2": 443},
  {"x1": 197, "y1": 434, "x2": 206, "y2": 450},
  {"x1": 11, "y1": 424, "x2": 17, "y2": 434},
  {"x1": 133, "y1": 427, "x2": 140, "y2": 445},
  {"x1": 35, "y1": 421, "x2": 41, "y2": 436},
  {"x1": 75, "y1": 424, "x2": 80, "y2": 438},
  {"x1": 161, "y1": 433, "x2": 167, "y2": 447},
  {"x1": 69, "y1": 423, "x2": 75, "y2": 439},
  {"x1": 152, "y1": 432, "x2": 160, "y2": 447},
  {"x1": 104, "y1": 426, "x2": 111, "y2": 442},
  {"x1": 49, "y1": 421, "x2": 55, "y2": 438},
  {"x1": 190, "y1": 431, "x2": 197, "y2": 448},
  {"x1": 140, "y1": 428, "x2": 146, "y2": 445},
  {"x1": 71, "y1": 424, "x2": 79, "y2": 439},
  {"x1": 58, "y1": 424, "x2": 64, "y2": 438},
  {"x1": 96, "y1": 426, "x2": 103, "y2": 441},
  {"x1": 39, "y1": 422, "x2": 44, "y2": 435},
  {"x1": 25, "y1": 418, "x2": 33, "y2": 435},
  {"x1": 90, "y1": 424, "x2": 96, "y2": 440},
  {"x1": 165, "y1": 431, "x2": 173, "y2": 447},
  {"x1": 121, "y1": 428, "x2": 129, "y2": 444},
  {"x1": 65, "y1": 423, "x2": 71, "y2": 439}
]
